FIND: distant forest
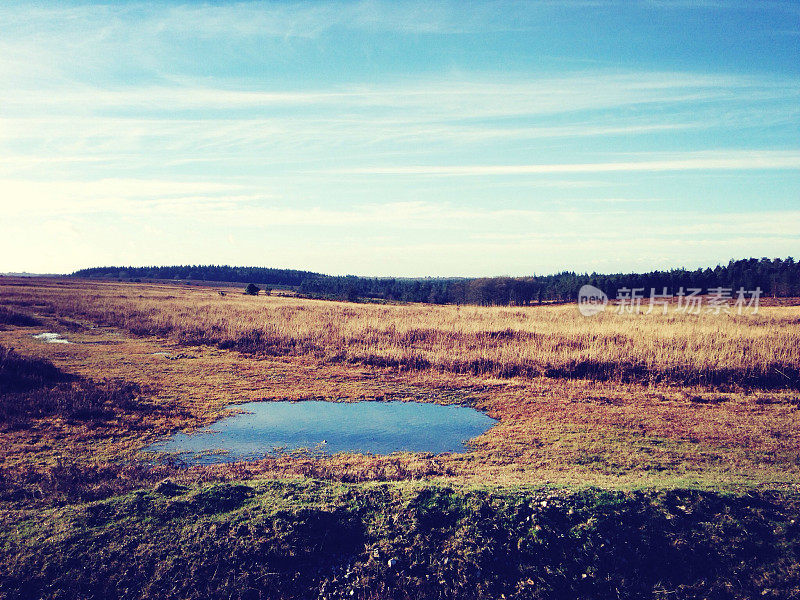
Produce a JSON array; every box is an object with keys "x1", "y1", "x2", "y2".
[{"x1": 72, "y1": 257, "x2": 800, "y2": 305}]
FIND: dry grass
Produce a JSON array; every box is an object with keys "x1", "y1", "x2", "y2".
[
  {"x1": 4, "y1": 277, "x2": 800, "y2": 388},
  {"x1": 0, "y1": 276, "x2": 799, "y2": 493},
  {"x1": 3, "y1": 276, "x2": 800, "y2": 600}
]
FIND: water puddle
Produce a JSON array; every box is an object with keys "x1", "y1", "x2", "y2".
[
  {"x1": 32, "y1": 332, "x2": 71, "y2": 344},
  {"x1": 146, "y1": 400, "x2": 497, "y2": 464}
]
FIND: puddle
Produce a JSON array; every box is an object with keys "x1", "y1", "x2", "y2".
[
  {"x1": 32, "y1": 332, "x2": 71, "y2": 344},
  {"x1": 146, "y1": 400, "x2": 497, "y2": 464}
]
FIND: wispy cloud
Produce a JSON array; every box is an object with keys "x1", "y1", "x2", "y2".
[
  {"x1": 4, "y1": 73, "x2": 795, "y2": 117},
  {"x1": 0, "y1": 179, "x2": 265, "y2": 217},
  {"x1": 2, "y1": 1, "x2": 796, "y2": 43},
  {"x1": 2, "y1": 72, "x2": 796, "y2": 178},
  {"x1": 0, "y1": 116, "x2": 704, "y2": 168},
  {"x1": 1, "y1": 0, "x2": 797, "y2": 275},
  {"x1": 334, "y1": 151, "x2": 800, "y2": 176},
  {"x1": 4, "y1": 176, "x2": 797, "y2": 241},
  {"x1": 3, "y1": 182, "x2": 798, "y2": 274}
]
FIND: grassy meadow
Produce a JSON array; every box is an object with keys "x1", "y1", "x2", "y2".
[
  {"x1": 1, "y1": 276, "x2": 799, "y2": 598},
  {"x1": 6, "y1": 277, "x2": 800, "y2": 386}
]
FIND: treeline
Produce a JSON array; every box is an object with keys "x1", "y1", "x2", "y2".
[
  {"x1": 72, "y1": 257, "x2": 800, "y2": 305},
  {"x1": 73, "y1": 265, "x2": 324, "y2": 288}
]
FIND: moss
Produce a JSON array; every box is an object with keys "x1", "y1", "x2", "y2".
[{"x1": 1, "y1": 480, "x2": 799, "y2": 600}]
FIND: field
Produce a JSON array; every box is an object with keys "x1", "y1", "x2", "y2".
[{"x1": 1, "y1": 276, "x2": 800, "y2": 599}]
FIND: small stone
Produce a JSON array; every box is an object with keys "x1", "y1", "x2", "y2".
[
  {"x1": 373, "y1": 548, "x2": 380, "y2": 558},
  {"x1": 387, "y1": 558, "x2": 399, "y2": 568}
]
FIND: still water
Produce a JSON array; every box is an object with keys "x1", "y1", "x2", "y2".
[{"x1": 146, "y1": 400, "x2": 496, "y2": 464}]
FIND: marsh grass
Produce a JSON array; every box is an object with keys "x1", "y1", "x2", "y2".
[
  {"x1": 6, "y1": 278, "x2": 800, "y2": 388},
  {"x1": 0, "y1": 344, "x2": 150, "y2": 427},
  {"x1": 0, "y1": 306, "x2": 42, "y2": 328},
  {"x1": 0, "y1": 344, "x2": 70, "y2": 392},
  {"x1": 1, "y1": 277, "x2": 799, "y2": 494}
]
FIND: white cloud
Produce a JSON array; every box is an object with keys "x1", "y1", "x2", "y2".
[
  {"x1": 1, "y1": 73, "x2": 796, "y2": 179},
  {"x1": 0, "y1": 179, "x2": 264, "y2": 217},
  {"x1": 0, "y1": 1, "x2": 797, "y2": 275},
  {"x1": 1, "y1": 1, "x2": 796, "y2": 45},
  {"x1": 3, "y1": 72, "x2": 796, "y2": 119},
  {"x1": 3, "y1": 189, "x2": 798, "y2": 274},
  {"x1": 0, "y1": 116, "x2": 704, "y2": 152},
  {"x1": 336, "y1": 151, "x2": 800, "y2": 175}
]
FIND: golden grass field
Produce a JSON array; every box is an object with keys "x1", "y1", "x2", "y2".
[
  {"x1": 7, "y1": 277, "x2": 800, "y2": 385},
  {"x1": 1, "y1": 276, "x2": 799, "y2": 495}
]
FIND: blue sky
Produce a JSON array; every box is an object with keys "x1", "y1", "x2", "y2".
[{"x1": 1, "y1": 0, "x2": 798, "y2": 276}]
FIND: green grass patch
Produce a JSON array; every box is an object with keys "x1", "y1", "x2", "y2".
[{"x1": 1, "y1": 479, "x2": 798, "y2": 599}]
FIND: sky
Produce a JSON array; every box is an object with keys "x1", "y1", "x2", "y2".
[{"x1": 1, "y1": 0, "x2": 799, "y2": 277}]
